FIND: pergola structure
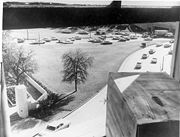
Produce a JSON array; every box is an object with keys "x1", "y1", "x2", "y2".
[{"x1": 1, "y1": 1, "x2": 180, "y2": 137}]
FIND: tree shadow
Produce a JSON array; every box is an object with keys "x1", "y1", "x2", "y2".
[
  {"x1": 11, "y1": 118, "x2": 42, "y2": 130},
  {"x1": 43, "y1": 95, "x2": 75, "y2": 121},
  {"x1": 29, "y1": 93, "x2": 75, "y2": 120}
]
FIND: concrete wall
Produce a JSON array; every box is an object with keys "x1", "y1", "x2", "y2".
[
  {"x1": 106, "y1": 74, "x2": 137, "y2": 137},
  {"x1": 15, "y1": 85, "x2": 28, "y2": 118}
]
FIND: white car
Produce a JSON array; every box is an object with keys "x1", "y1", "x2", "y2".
[
  {"x1": 33, "y1": 119, "x2": 70, "y2": 137},
  {"x1": 144, "y1": 37, "x2": 153, "y2": 41},
  {"x1": 134, "y1": 62, "x2": 142, "y2": 69},
  {"x1": 142, "y1": 54, "x2": 148, "y2": 59},
  {"x1": 112, "y1": 36, "x2": 120, "y2": 40},
  {"x1": 149, "y1": 49, "x2": 155, "y2": 54},
  {"x1": 46, "y1": 119, "x2": 70, "y2": 131},
  {"x1": 151, "y1": 58, "x2": 157, "y2": 64}
]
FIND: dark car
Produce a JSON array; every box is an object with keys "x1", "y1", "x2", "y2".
[
  {"x1": 140, "y1": 43, "x2": 146, "y2": 48},
  {"x1": 101, "y1": 40, "x2": 112, "y2": 45},
  {"x1": 156, "y1": 43, "x2": 163, "y2": 47},
  {"x1": 164, "y1": 43, "x2": 171, "y2": 48}
]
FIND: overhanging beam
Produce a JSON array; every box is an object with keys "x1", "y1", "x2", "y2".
[{"x1": 3, "y1": 1, "x2": 180, "y2": 29}]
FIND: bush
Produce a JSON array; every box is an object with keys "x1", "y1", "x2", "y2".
[{"x1": 29, "y1": 92, "x2": 74, "y2": 119}]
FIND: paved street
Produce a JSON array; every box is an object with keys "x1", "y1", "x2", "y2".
[{"x1": 45, "y1": 39, "x2": 173, "y2": 137}]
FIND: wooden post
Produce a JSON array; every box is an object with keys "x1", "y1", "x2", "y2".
[{"x1": 170, "y1": 22, "x2": 180, "y2": 82}]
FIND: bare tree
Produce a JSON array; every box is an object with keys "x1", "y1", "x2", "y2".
[
  {"x1": 62, "y1": 49, "x2": 93, "y2": 92},
  {"x1": 3, "y1": 46, "x2": 37, "y2": 85}
]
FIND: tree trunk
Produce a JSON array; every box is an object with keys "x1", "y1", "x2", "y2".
[
  {"x1": 74, "y1": 60, "x2": 78, "y2": 92},
  {"x1": 75, "y1": 76, "x2": 77, "y2": 92}
]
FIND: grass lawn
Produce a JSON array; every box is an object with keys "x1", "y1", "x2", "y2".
[{"x1": 9, "y1": 28, "x2": 171, "y2": 119}]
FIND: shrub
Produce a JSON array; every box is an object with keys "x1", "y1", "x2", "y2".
[{"x1": 29, "y1": 92, "x2": 74, "y2": 119}]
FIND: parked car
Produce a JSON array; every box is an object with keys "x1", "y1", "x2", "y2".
[
  {"x1": 122, "y1": 36, "x2": 130, "y2": 41},
  {"x1": 169, "y1": 39, "x2": 174, "y2": 43},
  {"x1": 150, "y1": 34, "x2": 158, "y2": 38},
  {"x1": 151, "y1": 58, "x2": 157, "y2": 64},
  {"x1": 33, "y1": 119, "x2": 70, "y2": 137},
  {"x1": 142, "y1": 54, "x2": 148, "y2": 59},
  {"x1": 78, "y1": 30, "x2": 89, "y2": 35},
  {"x1": 134, "y1": 62, "x2": 142, "y2": 69},
  {"x1": 99, "y1": 35, "x2": 106, "y2": 40},
  {"x1": 144, "y1": 37, "x2": 153, "y2": 41},
  {"x1": 30, "y1": 40, "x2": 45, "y2": 45},
  {"x1": 142, "y1": 32, "x2": 149, "y2": 38},
  {"x1": 69, "y1": 37, "x2": 75, "y2": 41},
  {"x1": 74, "y1": 36, "x2": 81, "y2": 40},
  {"x1": 101, "y1": 40, "x2": 112, "y2": 45},
  {"x1": 164, "y1": 43, "x2": 171, "y2": 48},
  {"x1": 149, "y1": 49, "x2": 155, "y2": 54},
  {"x1": 130, "y1": 35, "x2": 138, "y2": 39},
  {"x1": 17, "y1": 38, "x2": 24, "y2": 43},
  {"x1": 112, "y1": 36, "x2": 120, "y2": 40},
  {"x1": 43, "y1": 38, "x2": 51, "y2": 42},
  {"x1": 164, "y1": 32, "x2": 174, "y2": 38},
  {"x1": 90, "y1": 38, "x2": 102, "y2": 43},
  {"x1": 58, "y1": 39, "x2": 73, "y2": 44},
  {"x1": 168, "y1": 50, "x2": 173, "y2": 55},
  {"x1": 51, "y1": 37, "x2": 58, "y2": 41},
  {"x1": 140, "y1": 43, "x2": 146, "y2": 48},
  {"x1": 156, "y1": 43, "x2": 163, "y2": 47},
  {"x1": 119, "y1": 37, "x2": 126, "y2": 42}
]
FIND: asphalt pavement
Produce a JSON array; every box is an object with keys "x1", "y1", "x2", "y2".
[{"x1": 44, "y1": 39, "x2": 173, "y2": 137}]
